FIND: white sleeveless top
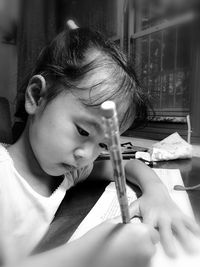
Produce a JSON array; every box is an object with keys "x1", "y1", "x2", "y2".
[{"x1": 0, "y1": 144, "x2": 92, "y2": 264}]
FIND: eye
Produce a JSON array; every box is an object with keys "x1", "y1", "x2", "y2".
[
  {"x1": 76, "y1": 125, "x2": 89, "y2": 137},
  {"x1": 99, "y1": 143, "x2": 108, "y2": 150}
]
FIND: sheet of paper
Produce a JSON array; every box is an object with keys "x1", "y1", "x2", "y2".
[{"x1": 69, "y1": 169, "x2": 200, "y2": 267}]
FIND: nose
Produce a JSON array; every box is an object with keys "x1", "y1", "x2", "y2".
[{"x1": 74, "y1": 142, "x2": 99, "y2": 164}]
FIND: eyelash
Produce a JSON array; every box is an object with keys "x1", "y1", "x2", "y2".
[
  {"x1": 76, "y1": 125, "x2": 107, "y2": 150},
  {"x1": 76, "y1": 125, "x2": 89, "y2": 137},
  {"x1": 99, "y1": 143, "x2": 108, "y2": 150}
]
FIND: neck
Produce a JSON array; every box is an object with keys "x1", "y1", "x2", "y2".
[{"x1": 7, "y1": 123, "x2": 63, "y2": 197}]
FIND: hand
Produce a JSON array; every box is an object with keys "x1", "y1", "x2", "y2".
[
  {"x1": 12, "y1": 221, "x2": 156, "y2": 267},
  {"x1": 129, "y1": 184, "x2": 200, "y2": 257},
  {"x1": 9, "y1": 222, "x2": 156, "y2": 267},
  {"x1": 80, "y1": 220, "x2": 157, "y2": 267}
]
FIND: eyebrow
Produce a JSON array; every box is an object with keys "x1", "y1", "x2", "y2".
[
  {"x1": 75, "y1": 100, "x2": 104, "y2": 134},
  {"x1": 77, "y1": 115, "x2": 103, "y2": 134}
]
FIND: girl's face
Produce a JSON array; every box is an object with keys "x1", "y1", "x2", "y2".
[{"x1": 28, "y1": 91, "x2": 106, "y2": 176}]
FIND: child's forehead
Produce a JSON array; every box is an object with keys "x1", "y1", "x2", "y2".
[
  {"x1": 70, "y1": 91, "x2": 134, "y2": 134},
  {"x1": 51, "y1": 90, "x2": 134, "y2": 135},
  {"x1": 69, "y1": 78, "x2": 134, "y2": 134}
]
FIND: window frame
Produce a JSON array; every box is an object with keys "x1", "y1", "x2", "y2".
[{"x1": 123, "y1": 1, "x2": 200, "y2": 143}]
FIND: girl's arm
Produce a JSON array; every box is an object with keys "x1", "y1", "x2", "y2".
[{"x1": 124, "y1": 158, "x2": 167, "y2": 191}]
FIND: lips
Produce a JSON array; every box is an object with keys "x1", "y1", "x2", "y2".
[{"x1": 62, "y1": 163, "x2": 77, "y2": 172}]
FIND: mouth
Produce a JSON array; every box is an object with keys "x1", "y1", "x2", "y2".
[{"x1": 62, "y1": 163, "x2": 77, "y2": 172}]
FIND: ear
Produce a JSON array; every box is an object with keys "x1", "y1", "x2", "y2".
[{"x1": 25, "y1": 75, "x2": 46, "y2": 115}]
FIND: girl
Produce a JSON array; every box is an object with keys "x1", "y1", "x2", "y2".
[{"x1": 0, "y1": 23, "x2": 199, "y2": 266}]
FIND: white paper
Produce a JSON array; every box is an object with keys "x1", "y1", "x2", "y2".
[{"x1": 69, "y1": 169, "x2": 200, "y2": 267}]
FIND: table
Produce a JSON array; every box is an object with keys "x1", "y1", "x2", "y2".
[
  {"x1": 154, "y1": 157, "x2": 200, "y2": 223},
  {"x1": 34, "y1": 156, "x2": 200, "y2": 254}
]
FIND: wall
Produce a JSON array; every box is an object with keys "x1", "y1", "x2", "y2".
[
  {"x1": 0, "y1": 0, "x2": 19, "y2": 123},
  {"x1": 0, "y1": 36, "x2": 17, "y2": 122}
]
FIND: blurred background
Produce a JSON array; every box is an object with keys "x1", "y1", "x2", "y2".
[{"x1": 0, "y1": 0, "x2": 200, "y2": 143}]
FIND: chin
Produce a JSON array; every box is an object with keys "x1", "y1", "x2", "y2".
[
  {"x1": 42, "y1": 166, "x2": 65, "y2": 177},
  {"x1": 42, "y1": 163, "x2": 76, "y2": 177}
]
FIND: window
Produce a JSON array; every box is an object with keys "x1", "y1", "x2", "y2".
[{"x1": 124, "y1": 0, "x2": 200, "y2": 142}]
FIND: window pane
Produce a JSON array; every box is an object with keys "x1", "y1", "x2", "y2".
[
  {"x1": 141, "y1": 37, "x2": 149, "y2": 78},
  {"x1": 161, "y1": 72, "x2": 174, "y2": 108},
  {"x1": 149, "y1": 3, "x2": 166, "y2": 28},
  {"x1": 177, "y1": 24, "x2": 191, "y2": 69},
  {"x1": 132, "y1": 24, "x2": 191, "y2": 114},
  {"x1": 149, "y1": 74, "x2": 161, "y2": 108},
  {"x1": 135, "y1": 0, "x2": 181, "y2": 31},
  {"x1": 141, "y1": 4, "x2": 150, "y2": 30},
  {"x1": 133, "y1": 37, "x2": 148, "y2": 87},
  {"x1": 150, "y1": 32, "x2": 162, "y2": 74},
  {"x1": 162, "y1": 28, "x2": 176, "y2": 71},
  {"x1": 149, "y1": 32, "x2": 162, "y2": 109},
  {"x1": 175, "y1": 71, "x2": 190, "y2": 108},
  {"x1": 132, "y1": 1, "x2": 193, "y2": 119}
]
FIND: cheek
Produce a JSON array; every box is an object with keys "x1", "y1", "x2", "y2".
[
  {"x1": 30, "y1": 117, "x2": 81, "y2": 164},
  {"x1": 29, "y1": 124, "x2": 56, "y2": 166},
  {"x1": 29, "y1": 120, "x2": 59, "y2": 164}
]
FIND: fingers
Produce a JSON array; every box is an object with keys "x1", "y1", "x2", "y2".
[
  {"x1": 173, "y1": 218, "x2": 200, "y2": 254},
  {"x1": 173, "y1": 220, "x2": 194, "y2": 253},
  {"x1": 66, "y1": 19, "x2": 79, "y2": 29},
  {"x1": 148, "y1": 227, "x2": 160, "y2": 245},
  {"x1": 158, "y1": 218, "x2": 177, "y2": 258},
  {"x1": 183, "y1": 216, "x2": 200, "y2": 235},
  {"x1": 158, "y1": 216, "x2": 200, "y2": 257},
  {"x1": 111, "y1": 215, "x2": 159, "y2": 248}
]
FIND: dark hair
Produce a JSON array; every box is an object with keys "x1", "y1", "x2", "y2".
[{"x1": 16, "y1": 27, "x2": 151, "y2": 133}]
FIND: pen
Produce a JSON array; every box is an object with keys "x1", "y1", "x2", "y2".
[{"x1": 101, "y1": 101, "x2": 131, "y2": 224}]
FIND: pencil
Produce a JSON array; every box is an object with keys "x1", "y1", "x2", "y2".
[{"x1": 101, "y1": 101, "x2": 130, "y2": 224}]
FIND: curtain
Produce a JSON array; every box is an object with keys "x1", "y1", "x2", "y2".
[
  {"x1": 13, "y1": 0, "x2": 58, "y2": 141},
  {"x1": 16, "y1": 0, "x2": 58, "y2": 99}
]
